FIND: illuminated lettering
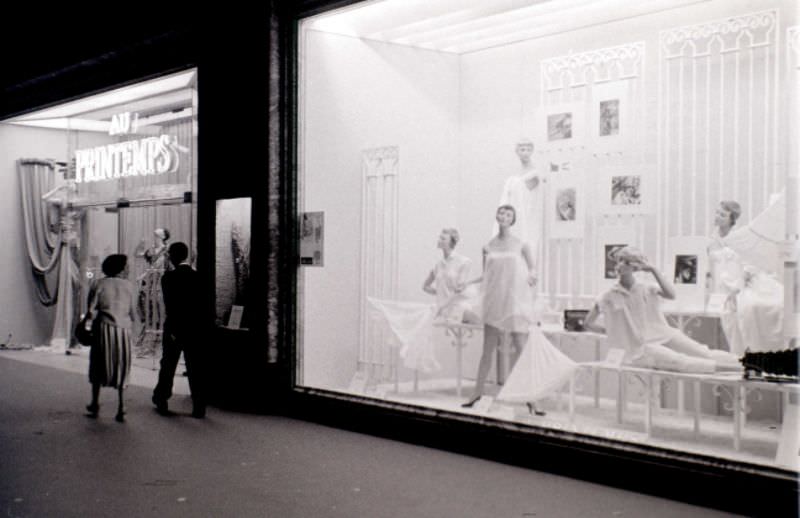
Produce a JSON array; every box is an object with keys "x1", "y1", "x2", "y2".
[{"x1": 74, "y1": 135, "x2": 182, "y2": 183}]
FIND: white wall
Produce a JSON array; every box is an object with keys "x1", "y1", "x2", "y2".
[
  {"x1": 300, "y1": 30, "x2": 461, "y2": 388},
  {"x1": 459, "y1": 0, "x2": 797, "y2": 309}
]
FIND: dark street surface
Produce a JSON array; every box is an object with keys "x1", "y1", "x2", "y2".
[{"x1": 0, "y1": 354, "x2": 739, "y2": 517}]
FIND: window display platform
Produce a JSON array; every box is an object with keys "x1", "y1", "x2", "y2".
[{"x1": 364, "y1": 376, "x2": 787, "y2": 468}]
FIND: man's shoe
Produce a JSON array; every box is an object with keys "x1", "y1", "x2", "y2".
[
  {"x1": 191, "y1": 407, "x2": 206, "y2": 419},
  {"x1": 152, "y1": 395, "x2": 170, "y2": 416}
]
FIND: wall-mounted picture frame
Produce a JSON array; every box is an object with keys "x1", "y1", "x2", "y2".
[
  {"x1": 536, "y1": 102, "x2": 585, "y2": 151},
  {"x1": 596, "y1": 224, "x2": 637, "y2": 292},
  {"x1": 590, "y1": 80, "x2": 630, "y2": 154},
  {"x1": 215, "y1": 197, "x2": 252, "y2": 327},
  {"x1": 598, "y1": 166, "x2": 651, "y2": 215},
  {"x1": 300, "y1": 211, "x2": 325, "y2": 266},
  {"x1": 666, "y1": 236, "x2": 710, "y2": 311},
  {"x1": 547, "y1": 172, "x2": 584, "y2": 239}
]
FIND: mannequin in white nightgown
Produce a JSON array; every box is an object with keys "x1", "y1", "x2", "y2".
[{"x1": 708, "y1": 199, "x2": 784, "y2": 356}]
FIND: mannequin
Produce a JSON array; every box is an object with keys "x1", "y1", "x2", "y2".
[
  {"x1": 495, "y1": 138, "x2": 544, "y2": 263},
  {"x1": 134, "y1": 228, "x2": 171, "y2": 354},
  {"x1": 708, "y1": 201, "x2": 784, "y2": 355},
  {"x1": 493, "y1": 139, "x2": 545, "y2": 381}
]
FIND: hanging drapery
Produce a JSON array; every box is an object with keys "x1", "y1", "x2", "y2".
[{"x1": 18, "y1": 159, "x2": 80, "y2": 350}]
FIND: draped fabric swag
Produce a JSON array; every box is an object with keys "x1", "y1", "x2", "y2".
[{"x1": 18, "y1": 159, "x2": 81, "y2": 350}]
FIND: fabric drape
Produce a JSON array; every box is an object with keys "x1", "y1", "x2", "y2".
[{"x1": 18, "y1": 159, "x2": 80, "y2": 349}]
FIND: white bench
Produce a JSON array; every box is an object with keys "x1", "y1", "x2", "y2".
[{"x1": 568, "y1": 362, "x2": 800, "y2": 451}]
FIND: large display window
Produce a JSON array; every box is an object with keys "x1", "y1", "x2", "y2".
[
  {"x1": 0, "y1": 69, "x2": 198, "y2": 360},
  {"x1": 295, "y1": 0, "x2": 799, "y2": 472}
]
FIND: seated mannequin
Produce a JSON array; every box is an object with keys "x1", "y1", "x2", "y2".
[
  {"x1": 709, "y1": 200, "x2": 784, "y2": 355},
  {"x1": 368, "y1": 228, "x2": 478, "y2": 374},
  {"x1": 585, "y1": 246, "x2": 740, "y2": 374},
  {"x1": 422, "y1": 228, "x2": 480, "y2": 324}
]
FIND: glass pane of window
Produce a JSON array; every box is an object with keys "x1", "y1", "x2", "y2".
[{"x1": 297, "y1": 1, "x2": 798, "y2": 470}]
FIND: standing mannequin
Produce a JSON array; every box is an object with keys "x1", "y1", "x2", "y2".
[
  {"x1": 495, "y1": 138, "x2": 544, "y2": 265},
  {"x1": 493, "y1": 139, "x2": 544, "y2": 381}
]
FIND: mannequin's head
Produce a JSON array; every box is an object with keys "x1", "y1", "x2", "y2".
[
  {"x1": 715, "y1": 201, "x2": 741, "y2": 228},
  {"x1": 496, "y1": 204, "x2": 517, "y2": 227},
  {"x1": 438, "y1": 228, "x2": 460, "y2": 251},
  {"x1": 515, "y1": 138, "x2": 534, "y2": 163},
  {"x1": 613, "y1": 246, "x2": 646, "y2": 277},
  {"x1": 154, "y1": 228, "x2": 171, "y2": 242}
]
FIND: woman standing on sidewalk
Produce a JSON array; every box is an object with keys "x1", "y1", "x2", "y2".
[{"x1": 84, "y1": 254, "x2": 137, "y2": 422}]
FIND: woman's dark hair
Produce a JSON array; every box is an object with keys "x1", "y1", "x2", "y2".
[{"x1": 101, "y1": 254, "x2": 128, "y2": 277}]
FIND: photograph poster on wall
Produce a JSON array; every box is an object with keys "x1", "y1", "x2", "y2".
[
  {"x1": 300, "y1": 211, "x2": 325, "y2": 266},
  {"x1": 548, "y1": 172, "x2": 584, "y2": 239},
  {"x1": 599, "y1": 167, "x2": 651, "y2": 214},
  {"x1": 667, "y1": 236, "x2": 710, "y2": 311},
  {"x1": 215, "y1": 197, "x2": 252, "y2": 326},
  {"x1": 590, "y1": 79, "x2": 630, "y2": 154},
  {"x1": 537, "y1": 102, "x2": 585, "y2": 151},
  {"x1": 596, "y1": 224, "x2": 637, "y2": 292}
]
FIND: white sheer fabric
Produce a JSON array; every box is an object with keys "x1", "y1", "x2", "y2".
[
  {"x1": 367, "y1": 297, "x2": 441, "y2": 373},
  {"x1": 496, "y1": 326, "x2": 577, "y2": 402},
  {"x1": 482, "y1": 241, "x2": 535, "y2": 333}
]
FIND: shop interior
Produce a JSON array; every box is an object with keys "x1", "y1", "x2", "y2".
[
  {"x1": 297, "y1": 0, "x2": 798, "y2": 470},
  {"x1": 1, "y1": 69, "x2": 198, "y2": 366}
]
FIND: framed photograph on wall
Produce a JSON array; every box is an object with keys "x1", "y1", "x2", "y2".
[
  {"x1": 536, "y1": 102, "x2": 585, "y2": 151},
  {"x1": 666, "y1": 236, "x2": 709, "y2": 311},
  {"x1": 598, "y1": 166, "x2": 651, "y2": 215},
  {"x1": 547, "y1": 172, "x2": 584, "y2": 239},
  {"x1": 590, "y1": 80, "x2": 631, "y2": 154},
  {"x1": 596, "y1": 224, "x2": 637, "y2": 292}
]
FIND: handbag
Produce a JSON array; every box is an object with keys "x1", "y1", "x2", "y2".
[{"x1": 75, "y1": 314, "x2": 95, "y2": 346}]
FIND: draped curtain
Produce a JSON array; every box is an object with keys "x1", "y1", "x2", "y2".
[{"x1": 18, "y1": 159, "x2": 80, "y2": 350}]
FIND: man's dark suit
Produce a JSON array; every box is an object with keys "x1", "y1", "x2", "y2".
[{"x1": 153, "y1": 263, "x2": 206, "y2": 415}]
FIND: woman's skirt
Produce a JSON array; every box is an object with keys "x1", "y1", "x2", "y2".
[{"x1": 88, "y1": 322, "x2": 132, "y2": 388}]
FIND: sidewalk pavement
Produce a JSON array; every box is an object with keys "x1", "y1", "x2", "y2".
[{"x1": 0, "y1": 351, "x2": 740, "y2": 518}]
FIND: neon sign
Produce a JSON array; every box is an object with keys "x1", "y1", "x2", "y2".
[{"x1": 73, "y1": 112, "x2": 183, "y2": 183}]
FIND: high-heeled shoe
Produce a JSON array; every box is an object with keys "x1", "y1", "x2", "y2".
[
  {"x1": 526, "y1": 402, "x2": 546, "y2": 416},
  {"x1": 461, "y1": 396, "x2": 481, "y2": 408},
  {"x1": 85, "y1": 403, "x2": 99, "y2": 418},
  {"x1": 115, "y1": 410, "x2": 126, "y2": 423}
]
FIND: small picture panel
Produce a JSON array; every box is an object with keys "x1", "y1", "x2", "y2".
[
  {"x1": 599, "y1": 166, "x2": 652, "y2": 214},
  {"x1": 555, "y1": 187, "x2": 576, "y2": 221},
  {"x1": 536, "y1": 102, "x2": 585, "y2": 151},
  {"x1": 300, "y1": 211, "x2": 324, "y2": 266},
  {"x1": 548, "y1": 172, "x2": 584, "y2": 239},
  {"x1": 548, "y1": 112, "x2": 573, "y2": 141},
  {"x1": 564, "y1": 310, "x2": 590, "y2": 332},
  {"x1": 610, "y1": 175, "x2": 642, "y2": 207},
  {"x1": 673, "y1": 254, "x2": 698, "y2": 285},
  {"x1": 591, "y1": 80, "x2": 630, "y2": 154},
  {"x1": 667, "y1": 236, "x2": 710, "y2": 311},
  {"x1": 599, "y1": 99, "x2": 620, "y2": 136},
  {"x1": 604, "y1": 243, "x2": 628, "y2": 279},
  {"x1": 547, "y1": 159, "x2": 572, "y2": 173}
]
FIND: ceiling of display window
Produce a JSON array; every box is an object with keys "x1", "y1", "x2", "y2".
[
  {"x1": 2, "y1": 69, "x2": 196, "y2": 132},
  {"x1": 305, "y1": 0, "x2": 709, "y2": 54}
]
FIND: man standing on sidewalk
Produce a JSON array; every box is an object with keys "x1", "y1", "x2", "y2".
[{"x1": 152, "y1": 242, "x2": 206, "y2": 418}]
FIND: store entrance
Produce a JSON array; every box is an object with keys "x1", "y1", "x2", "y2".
[{"x1": 80, "y1": 199, "x2": 194, "y2": 363}]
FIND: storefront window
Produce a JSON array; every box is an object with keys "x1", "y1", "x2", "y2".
[
  {"x1": 296, "y1": 1, "x2": 798, "y2": 470},
  {"x1": 1, "y1": 69, "x2": 198, "y2": 357}
]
